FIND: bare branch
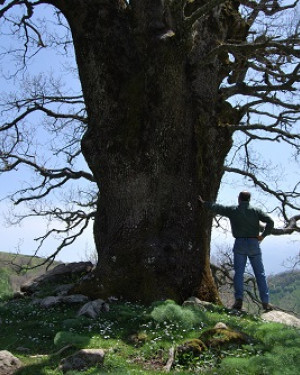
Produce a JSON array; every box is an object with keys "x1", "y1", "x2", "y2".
[
  {"x1": 24, "y1": 210, "x2": 95, "y2": 270},
  {"x1": 272, "y1": 214, "x2": 300, "y2": 234},
  {"x1": 234, "y1": 121, "x2": 300, "y2": 143},
  {"x1": 224, "y1": 166, "x2": 299, "y2": 207},
  {"x1": 184, "y1": 0, "x2": 225, "y2": 27},
  {"x1": 203, "y1": 39, "x2": 300, "y2": 68},
  {"x1": 0, "y1": 1, "x2": 22, "y2": 18},
  {"x1": 0, "y1": 154, "x2": 94, "y2": 180}
]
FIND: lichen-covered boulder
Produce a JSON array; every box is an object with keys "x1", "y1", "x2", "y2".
[
  {"x1": 200, "y1": 322, "x2": 252, "y2": 348},
  {"x1": 176, "y1": 339, "x2": 207, "y2": 365},
  {"x1": 177, "y1": 338, "x2": 207, "y2": 356}
]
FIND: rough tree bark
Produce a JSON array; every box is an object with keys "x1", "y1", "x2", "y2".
[{"x1": 47, "y1": 0, "x2": 247, "y2": 303}]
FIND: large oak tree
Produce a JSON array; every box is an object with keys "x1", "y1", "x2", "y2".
[{"x1": 0, "y1": 0, "x2": 299, "y2": 303}]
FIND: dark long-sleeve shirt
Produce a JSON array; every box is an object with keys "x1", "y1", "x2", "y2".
[{"x1": 204, "y1": 201, "x2": 274, "y2": 238}]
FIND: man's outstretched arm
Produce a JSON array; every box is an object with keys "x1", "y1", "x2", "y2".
[{"x1": 197, "y1": 195, "x2": 232, "y2": 217}]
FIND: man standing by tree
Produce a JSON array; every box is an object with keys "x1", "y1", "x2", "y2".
[{"x1": 199, "y1": 191, "x2": 274, "y2": 311}]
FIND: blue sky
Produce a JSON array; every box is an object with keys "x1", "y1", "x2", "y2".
[{"x1": 0, "y1": 3, "x2": 299, "y2": 275}]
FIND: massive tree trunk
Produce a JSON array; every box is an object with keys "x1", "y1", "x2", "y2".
[{"x1": 56, "y1": 0, "x2": 245, "y2": 303}]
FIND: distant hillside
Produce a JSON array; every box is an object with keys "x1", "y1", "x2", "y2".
[
  {"x1": 268, "y1": 269, "x2": 300, "y2": 317},
  {"x1": 0, "y1": 251, "x2": 62, "y2": 299}
]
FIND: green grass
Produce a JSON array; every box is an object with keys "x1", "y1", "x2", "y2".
[
  {"x1": 0, "y1": 298, "x2": 299, "y2": 374},
  {"x1": 0, "y1": 253, "x2": 299, "y2": 374}
]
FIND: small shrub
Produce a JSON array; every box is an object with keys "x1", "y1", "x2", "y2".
[
  {"x1": 54, "y1": 331, "x2": 91, "y2": 348},
  {"x1": 150, "y1": 300, "x2": 204, "y2": 329}
]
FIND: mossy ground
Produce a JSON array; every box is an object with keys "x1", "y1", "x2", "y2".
[{"x1": 0, "y1": 297, "x2": 299, "y2": 374}]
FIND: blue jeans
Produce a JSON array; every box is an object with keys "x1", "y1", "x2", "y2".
[{"x1": 233, "y1": 238, "x2": 269, "y2": 303}]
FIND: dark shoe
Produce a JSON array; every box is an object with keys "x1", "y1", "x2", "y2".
[
  {"x1": 232, "y1": 299, "x2": 243, "y2": 310},
  {"x1": 262, "y1": 303, "x2": 274, "y2": 312}
]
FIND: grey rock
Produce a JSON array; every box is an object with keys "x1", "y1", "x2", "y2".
[
  {"x1": 214, "y1": 322, "x2": 228, "y2": 330},
  {"x1": 53, "y1": 284, "x2": 74, "y2": 296},
  {"x1": 77, "y1": 299, "x2": 109, "y2": 319},
  {"x1": 40, "y1": 296, "x2": 62, "y2": 308},
  {"x1": 261, "y1": 310, "x2": 300, "y2": 328},
  {"x1": 21, "y1": 262, "x2": 93, "y2": 295},
  {"x1": 35, "y1": 294, "x2": 89, "y2": 308},
  {"x1": 61, "y1": 294, "x2": 89, "y2": 304},
  {"x1": 0, "y1": 350, "x2": 23, "y2": 375},
  {"x1": 183, "y1": 296, "x2": 215, "y2": 311},
  {"x1": 59, "y1": 348, "x2": 105, "y2": 373}
]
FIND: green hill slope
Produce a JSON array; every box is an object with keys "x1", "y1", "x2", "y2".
[
  {"x1": 268, "y1": 270, "x2": 300, "y2": 317},
  {"x1": 0, "y1": 251, "x2": 61, "y2": 299}
]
